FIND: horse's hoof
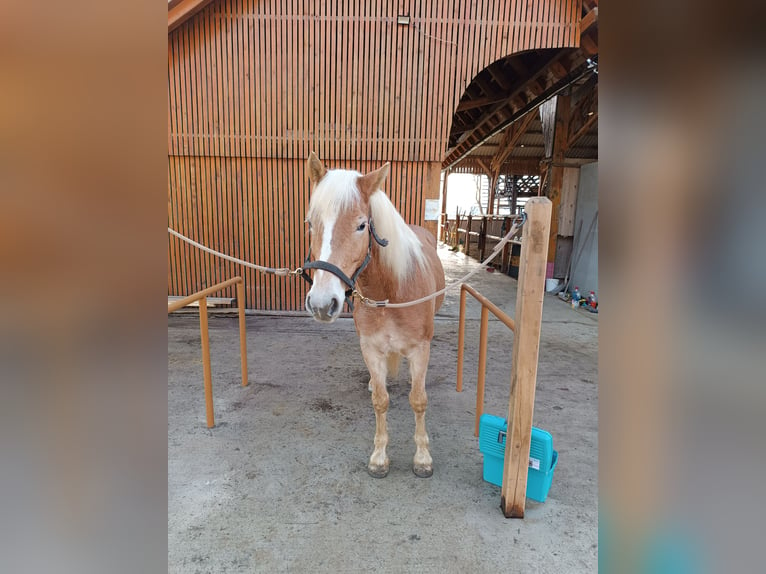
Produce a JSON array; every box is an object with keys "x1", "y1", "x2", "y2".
[
  {"x1": 367, "y1": 464, "x2": 389, "y2": 478},
  {"x1": 413, "y1": 465, "x2": 433, "y2": 478}
]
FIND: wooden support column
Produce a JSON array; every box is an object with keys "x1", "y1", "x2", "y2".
[
  {"x1": 501, "y1": 197, "x2": 551, "y2": 518},
  {"x1": 487, "y1": 175, "x2": 498, "y2": 215},
  {"x1": 423, "y1": 162, "x2": 442, "y2": 239},
  {"x1": 554, "y1": 167, "x2": 580, "y2": 277},
  {"x1": 541, "y1": 94, "x2": 571, "y2": 278},
  {"x1": 440, "y1": 169, "x2": 450, "y2": 242}
]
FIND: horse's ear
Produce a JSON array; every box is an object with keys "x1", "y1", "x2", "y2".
[
  {"x1": 307, "y1": 151, "x2": 326, "y2": 183},
  {"x1": 358, "y1": 162, "x2": 391, "y2": 199}
]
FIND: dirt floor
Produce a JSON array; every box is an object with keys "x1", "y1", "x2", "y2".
[{"x1": 168, "y1": 245, "x2": 598, "y2": 573}]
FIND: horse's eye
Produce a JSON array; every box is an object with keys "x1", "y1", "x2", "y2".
[{"x1": 357, "y1": 222, "x2": 367, "y2": 232}]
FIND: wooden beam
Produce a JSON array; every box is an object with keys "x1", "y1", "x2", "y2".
[
  {"x1": 501, "y1": 197, "x2": 552, "y2": 517},
  {"x1": 451, "y1": 157, "x2": 542, "y2": 176},
  {"x1": 580, "y1": 34, "x2": 598, "y2": 56},
  {"x1": 474, "y1": 157, "x2": 491, "y2": 177},
  {"x1": 456, "y1": 95, "x2": 511, "y2": 113},
  {"x1": 168, "y1": 0, "x2": 215, "y2": 33},
  {"x1": 580, "y1": 7, "x2": 599, "y2": 35},
  {"x1": 490, "y1": 109, "x2": 538, "y2": 176},
  {"x1": 568, "y1": 111, "x2": 598, "y2": 150}
]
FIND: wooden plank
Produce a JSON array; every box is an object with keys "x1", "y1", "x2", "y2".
[
  {"x1": 501, "y1": 197, "x2": 551, "y2": 518},
  {"x1": 558, "y1": 166, "x2": 579, "y2": 236},
  {"x1": 168, "y1": 296, "x2": 236, "y2": 307}
]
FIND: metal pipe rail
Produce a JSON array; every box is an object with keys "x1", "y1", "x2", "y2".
[
  {"x1": 456, "y1": 283, "x2": 516, "y2": 437},
  {"x1": 168, "y1": 276, "x2": 249, "y2": 428}
]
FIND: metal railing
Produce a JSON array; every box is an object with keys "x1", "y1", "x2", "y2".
[{"x1": 168, "y1": 276, "x2": 249, "y2": 428}]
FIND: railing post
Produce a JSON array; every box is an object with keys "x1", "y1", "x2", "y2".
[
  {"x1": 199, "y1": 297, "x2": 215, "y2": 428},
  {"x1": 466, "y1": 214, "x2": 472, "y2": 257},
  {"x1": 501, "y1": 197, "x2": 552, "y2": 518},
  {"x1": 478, "y1": 216, "x2": 488, "y2": 261},
  {"x1": 502, "y1": 216, "x2": 511, "y2": 273},
  {"x1": 454, "y1": 211, "x2": 461, "y2": 249},
  {"x1": 475, "y1": 305, "x2": 489, "y2": 437},
  {"x1": 456, "y1": 286, "x2": 467, "y2": 392},
  {"x1": 236, "y1": 280, "x2": 249, "y2": 387}
]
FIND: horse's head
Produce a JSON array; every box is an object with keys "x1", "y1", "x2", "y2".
[{"x1": 304, "y1": 152, "x2": 390, "y2": 322}]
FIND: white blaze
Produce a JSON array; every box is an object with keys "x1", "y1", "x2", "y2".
[{"x1": 308, "y1": 214, "x2": 345, "y2": 305}]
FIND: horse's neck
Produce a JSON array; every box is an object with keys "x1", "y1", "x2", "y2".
[{"x1": 357, "y1": 245, "x2": 399, "y2": 300}]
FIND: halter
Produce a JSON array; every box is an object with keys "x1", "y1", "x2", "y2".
[{"x1": 299, "y1": 218, "x2": 389, "y2": 311}]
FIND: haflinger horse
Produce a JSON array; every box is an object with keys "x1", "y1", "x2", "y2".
[{"x1": 303, "y1": 152, "x2": 445, "y2": 478}]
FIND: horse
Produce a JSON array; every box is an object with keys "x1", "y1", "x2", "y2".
[{"x1": 303, "y1": 152, "x2": 445, "y2": 478}]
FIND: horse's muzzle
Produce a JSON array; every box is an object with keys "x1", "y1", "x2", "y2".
[{"x1": 306, "y1": 293, "x2": 342, "y2": 323}]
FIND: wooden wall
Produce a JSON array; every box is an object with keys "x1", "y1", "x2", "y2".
[{"x1": 168, "y1": 0, "x2": 582, "y2": 310}]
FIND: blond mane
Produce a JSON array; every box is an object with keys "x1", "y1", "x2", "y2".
[
  {"x1": 368, "y1": 190, "x2": 427, "y2": 283},
  {"x1": 306, "y1": 169, "x2": 426, "y2": 284}
]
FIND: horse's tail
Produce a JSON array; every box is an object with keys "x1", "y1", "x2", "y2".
[{"x1": 387, "y1": 352, "x2": 401, "y2": 379}]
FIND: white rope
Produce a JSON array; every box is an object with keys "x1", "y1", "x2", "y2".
[
  {"x1": 169, "y1": 215, "x2": 525, "y2": 310},
  {"x1": 168, "y1": 228, "x2": 293, "y2": 276},
  {"x1": 355, "y1": 218, "x2": 524, "y2": 309}
]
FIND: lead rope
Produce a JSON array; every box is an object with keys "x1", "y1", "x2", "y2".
[
  {"x1": 167, "y1": 211, "x2": 526, "y2": 310},
  {"x1": 353, "y1": 212, "x2": 526, "y2": 309},
  {"x1": 167, "y1": 227, "x2": 300, "y2": 276}
]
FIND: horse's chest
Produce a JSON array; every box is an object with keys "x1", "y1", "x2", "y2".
[{"x1": 354, "y1": 312, "x2": 433, "y2": 355}]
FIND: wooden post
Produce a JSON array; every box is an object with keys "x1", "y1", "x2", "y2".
[
  {"x1": 465, "y1": 214, "x2": 472, "y2": 257},
  {"x1": 487, "y1": 174, "x2": 497, "y2": 216},
  {"x1": 440, "y1": 169, "x2": 450, "y2": 241},
  {"x1": 236, "y1": 280, "x2": 249, "y2": 387},
  {"x1": 423, "y1": 162, "x2": 441, "y2": 239},
  {"x1": 456, "y1": 286, "x2": 467, "y2": 392},
  {"x1": 478, "y1": 216, "x2": 488, "y2": 261},
  {"x1": 546, "y1": 94, "x2": 570, "y2": 275},
  {"x1": 475, "y1": 305, "x2": 489, "y2": 437},
  {"x1": 502, "y1": 216, "x2": 512, "y2": 273},
  {"x1": 501, "y1": 197, "x2": 551, "y2": 518},
  {"x1": 453, "y1": 209, "x2": 461, "y2": 249},
  {"x1": 199, "y1": 297, "x2": 215, "y2": 428}
]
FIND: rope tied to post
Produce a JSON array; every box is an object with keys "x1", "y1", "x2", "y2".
[{"x1": 167, "y1": 211, "x2": 526, "y2": 310}]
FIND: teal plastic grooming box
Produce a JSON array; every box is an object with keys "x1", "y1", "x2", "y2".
[{"x1": 478, "y1": 413, "x2": 558, "y2": 502}]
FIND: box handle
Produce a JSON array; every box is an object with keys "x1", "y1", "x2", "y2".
[{"x1": 497, "y1": 430, "x2": 506, "y2": 444}]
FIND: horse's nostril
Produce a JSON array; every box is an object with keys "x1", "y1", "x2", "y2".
[
  {"x1": 329, "y1": 297, "x2": 339, "y2": 316},
  {"x1": 306, "y1": 296, "x2": 314, "y2": 313}
]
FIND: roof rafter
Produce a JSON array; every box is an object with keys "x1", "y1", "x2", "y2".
[{"x1": 168, "y1": 0, "x2": 216, "y2": 33}]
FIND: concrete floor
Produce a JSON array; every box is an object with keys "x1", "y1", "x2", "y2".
[{"x1": 168, "y1": 245, "x2": 598, "y2": 573}]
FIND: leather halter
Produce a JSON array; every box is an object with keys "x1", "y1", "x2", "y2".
[{"x1": 300, "y1": 218, "x2": 388, "y2": 311}]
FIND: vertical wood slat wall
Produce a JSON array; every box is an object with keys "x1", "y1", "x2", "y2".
[{"x1": 168, "y1": 0, "x2": 582, "y2": 310}]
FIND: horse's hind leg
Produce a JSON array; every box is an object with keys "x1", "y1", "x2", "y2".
[
  {"x1": 360, "y1": 338, "x2": 390, "y2": 478},
  {"x1": 408, "y1": 342, "x2": 433, "y2": 478}
]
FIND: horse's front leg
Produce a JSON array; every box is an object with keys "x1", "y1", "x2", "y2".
[
  {"x1": 408, "y1": 342, "x2": 433, "y2": 478},
  {"x1": 360, "y1": 337, "x2": 390, "y2": 478}
]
